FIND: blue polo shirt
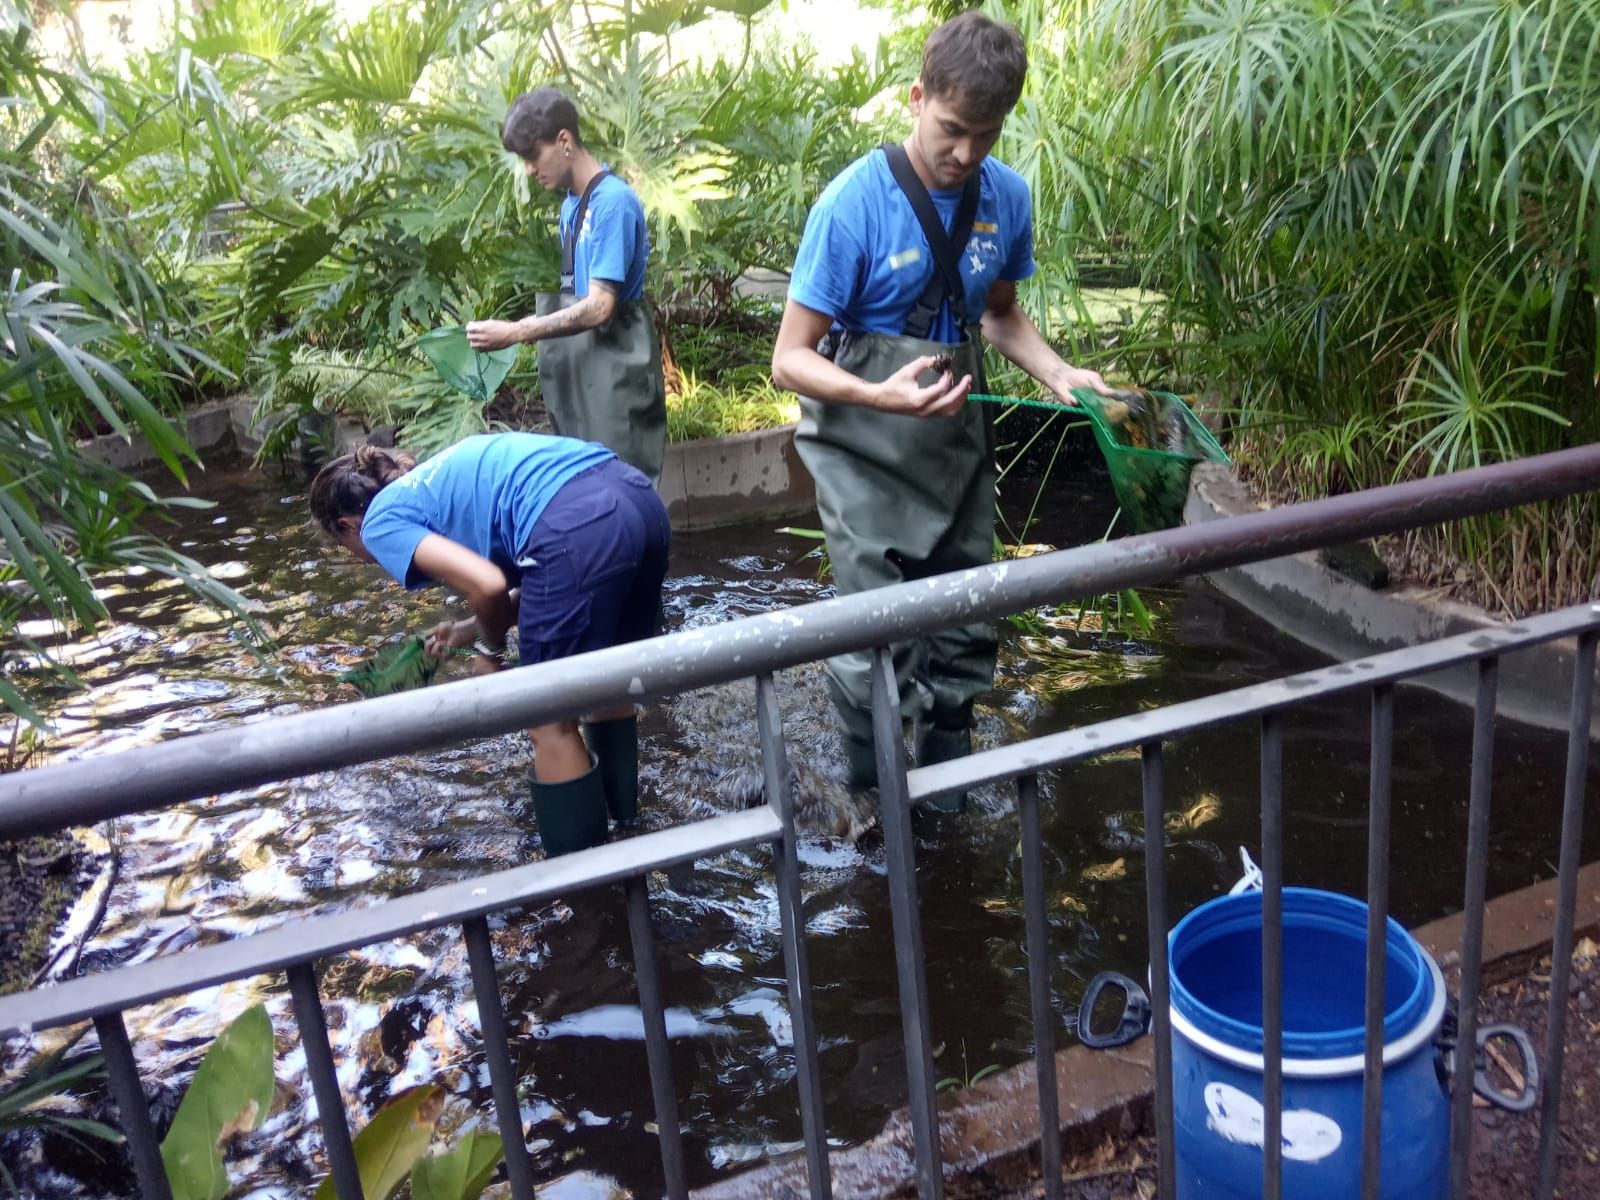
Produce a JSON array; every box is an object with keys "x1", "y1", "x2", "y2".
[
  {"x1": 360, "y1": 433, "x2": 613, "y2": 588},
  {"x1": 560, "y1": 171, "x2": 649, "y2": 301},
  {"x1": 788, "y1": 150, "x2": 1035, "y2": 342}
]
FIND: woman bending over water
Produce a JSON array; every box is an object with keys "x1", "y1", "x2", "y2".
[{"x1": 308, "y1": 432, "x2": 670, "y2": 855}]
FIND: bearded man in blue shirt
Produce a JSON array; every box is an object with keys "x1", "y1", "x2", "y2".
[{"x1": 771, "y1": 11, "x2": 1115, "y2": 811}]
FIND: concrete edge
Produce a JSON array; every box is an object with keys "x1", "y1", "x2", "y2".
[
  {"x1": 1182, "y1": 463, "x2": 1600, "y2": 739},
  {"x1": 77, "y1": 403, "x2": 814, "y2": 534},
  {"x1": 691, "y1": 862, "x2": 1600, "y2": 1199}
]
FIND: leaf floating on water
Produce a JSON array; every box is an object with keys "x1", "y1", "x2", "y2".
[
  {"x1": 1081, "y1": 857, "x2": 1127, "y2": 883},
  {"x1": 1057, "y1": 893, "x2": 1089, "y2": 915},
  {"x1": 1165, "y1": 793, "x2": 1223, "y2": 836},
  {"x1": 1574, "y1": 936, "x2": 1598, "y2": 964}
]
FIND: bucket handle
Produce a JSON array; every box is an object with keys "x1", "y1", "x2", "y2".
[
  {"x1": 1077, "y1": 971, "x2": 1152, "y2": 1049},
  {"x1": 1467, "y1": 1023, "x2": 1540, "y2": 1113}
]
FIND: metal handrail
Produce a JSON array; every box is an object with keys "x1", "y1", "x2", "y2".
[{"x1": 5, "y1": 442, "x2": 1600, "y2": 836}]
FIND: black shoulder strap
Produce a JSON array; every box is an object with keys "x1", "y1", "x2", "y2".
[
  {"x1": 561, "y1": 168, "x2": 613, "y2": 289},
  {"x1": 880, "y1": 143, "x2": 981, "y2": 339}
]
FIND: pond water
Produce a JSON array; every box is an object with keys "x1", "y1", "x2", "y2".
[{"x1": 5, "y1": 449, "x2": 1597, "y2": 1198}]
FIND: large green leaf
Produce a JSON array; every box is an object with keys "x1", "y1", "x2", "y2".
[
  {"x1": 159, "y1": 1005, "x2": 276, "y2": 1200},
  {"x1": 408, "y1": 1131, "x2": 505, "y2": 1200},
  {"x1": 313, "y1": 1084, "x2": 446, "y2": 1200}
]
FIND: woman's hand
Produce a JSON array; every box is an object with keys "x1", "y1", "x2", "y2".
[{"x1": 424, "y1": 618, "x2": 475, "y2": 658}]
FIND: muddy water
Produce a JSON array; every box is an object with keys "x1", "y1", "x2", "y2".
[{"x1": 5, "y1": 457, "x2": 1597, "y2": 1199}]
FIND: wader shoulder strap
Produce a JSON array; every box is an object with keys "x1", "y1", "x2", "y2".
[
  {"x1": 560, "y1": 168, "x2": 613, "y2": 290},
  {"x1": 880, "y1": 143, "x2": 980, "y2": 339}
]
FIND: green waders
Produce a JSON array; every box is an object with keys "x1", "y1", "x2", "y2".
[
  {"x1": 793, "y1": 330, "x2": 998, "y2": 812},
  {"x1": 534, "y1": 292, "x2": 667, "y2": 485},
  {"x1": 528, "y1": 757, "x2": 609, "y2": 857}
]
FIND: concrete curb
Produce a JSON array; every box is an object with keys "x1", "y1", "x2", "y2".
[
  {"x1": 690, "y1": 864, "x2": 1600, "y2": 1199},
  {"x1": 1183, "y1": 462, "x2": 1600, "y2": 739},
  {"x1": 77, "y1": 404, "x2": 814, "y2": 534},
  {"x1": 658, "y1": 424, "x2": 815, "y2": 532}
]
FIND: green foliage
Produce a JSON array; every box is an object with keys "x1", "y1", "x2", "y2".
[
  {"x1": 160, "y1": 1005, "x2": 275, "y2": 1200},
  {"x1": 0, "y1": 1028, "x2": 120, "y2": 1199},
  {"x1": 409, "y1": 1130, "x2": 505, "y2": 1200},
  {"x1": 313, "y1": 1084, "x2": 446, "y2": 1200}
]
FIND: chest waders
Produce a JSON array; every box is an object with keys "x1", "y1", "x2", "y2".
[
  {"x1": 793, "y1": 146, "x2": 999, "y2": 812},
  {"x1": 535, "y1": 171, "x2": 668, "y2": 484}
]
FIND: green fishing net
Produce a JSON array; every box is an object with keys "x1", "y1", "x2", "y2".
[
  {"x1": 417, "y1": 325, "x2": 519, "y2": 404},
  {"x1": 1073, "y1": 389, "x2": 1231, "y2": 534},
  {"x1": 339, "y1": 636, "x2": 441, "y2": 698}
]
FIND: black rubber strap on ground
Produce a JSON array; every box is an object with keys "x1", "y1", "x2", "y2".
[{"x1": 880, "y1": 143, "x2": 980, "y2": 339}]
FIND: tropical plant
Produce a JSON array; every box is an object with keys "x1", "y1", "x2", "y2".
[{"x1": 0, "y1": 1028, "x2": 120, "y2": 1199}]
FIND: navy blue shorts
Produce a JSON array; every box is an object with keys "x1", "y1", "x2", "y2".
[{"x1": 515, "y1": 458, "x2": 670, "y2": 665}]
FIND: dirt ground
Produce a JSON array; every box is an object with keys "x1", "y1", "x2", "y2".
[{"x1": 994, "y1": 945, "x2": 1599, "y2": 1200}]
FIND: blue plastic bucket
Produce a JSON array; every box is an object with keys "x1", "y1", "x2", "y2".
[{"x1": 1168, "y1": 887, "x2": 1448, "y2": 1198}]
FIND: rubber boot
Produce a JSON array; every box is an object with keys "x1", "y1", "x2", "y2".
[
  {"x1": 528, "y1": 759, "x2": 609, "y2": 857},
  {"x1": 916, "y1": 723, "x2": 971, "y2": 814},
  {"x1": 584, "y1": 715, "x2": 639, "y2": 826},
  {"x1": 841, "y1": 729, "x2": 879, "y2": 792}
]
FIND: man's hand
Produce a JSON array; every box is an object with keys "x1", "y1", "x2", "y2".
[
  {"x1": 466, "y1": 319, "x2": 526, "y2": 350},
  {"x1": 1050, "y1": 366, "x2": 1117, "y2": 408},
  {"x1": 873, "y1": 355, "x2": 972, "y2": 418}
]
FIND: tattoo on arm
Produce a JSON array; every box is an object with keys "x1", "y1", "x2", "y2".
[{"x1": 534, "y1": 280, "x2": 618, "y2": 339}]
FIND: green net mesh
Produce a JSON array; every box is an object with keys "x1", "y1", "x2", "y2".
[
  {"x1": 338, "y1": 636, "x2": 440, "y2": 698},
  {"x1": 416, "y1": 325, "x2": 519, "y2": 404},
  {"x1": 1073, "y1": 389, "x2": 1231, "y2": 533}
]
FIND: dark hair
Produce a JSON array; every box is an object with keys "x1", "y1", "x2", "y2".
[
  {"x1": 308, "y1": 444, "x2": 417, "y2": 533},
  {"x1": 920, "y1": 11, "x2": 1027, "y2": 124},
  {"x1": 502, "y1": 87, "x2": 583, "y2": 158}
]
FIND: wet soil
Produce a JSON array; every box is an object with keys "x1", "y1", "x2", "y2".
[{"x1": 0, "y1": 835, "x2": 102, "y2": 995}]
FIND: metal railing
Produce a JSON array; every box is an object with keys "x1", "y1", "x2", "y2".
[{"x1": 3, "y1": 442, "x2": 1599, "y2": 1200}]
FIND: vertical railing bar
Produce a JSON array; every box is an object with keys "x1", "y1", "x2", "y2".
[
  {"x1": 1141, "y1": 742, "x2": 1177, "y2": 1200},
  {"x1": 287, "y1": 961, "x2": 365, "y2": 1200},
  {"x1": 1018, "y1": 771, "x2": 1061, "y2": 1200},
  {"x1": 1260, "y1": 711, "x2": 1284, "y2": 1200},
  {"x1": 1361, "y1": 685, "x2": 1395, "y2": 1200},
  {"x1": 462, "y1": 916, "x2": 537, "y2": 1199},
  {"x1": 872, "y1": 646, "x2": 943, "y2": 1200},
  {"x1": 625, "y1": 874, "x2": 688, "y2": 1200},
  {"x1": 1535, "y1": 631, "x2": 1597, "y2": 1198},
  {"x1": 756, "y1": 673, "x2": 832, "y2": 1200},
  {"x1": 92, "y1": 1011, "x2": 174, "y2": 1200},
  {"x1": 1449, "y1": 657, "x2": 1498, "y2": 1199}
]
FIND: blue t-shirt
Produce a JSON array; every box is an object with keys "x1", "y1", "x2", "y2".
[
  {"x1": 360, "y1": 433, "x2": 614, "y2": 588},
  {"x1": 560, "y1": 171, "x2": 648, "y2": 301},
  {"x1": 788, "y1": 151, "x2": 1036, "y2": 342}
]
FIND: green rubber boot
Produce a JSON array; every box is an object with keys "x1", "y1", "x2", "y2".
[
  {"x1": 916, "y1": 723, "x2": 971, "y2": 814},
  {"x1": 528, "y1": 759, "x2": 609, "y2": 857},
  {"x1": 584, "y1": 715, "x2": 640, "y2": 826}
]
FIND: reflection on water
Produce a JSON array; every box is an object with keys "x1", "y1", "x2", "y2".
[{"x1": 3, "y1": 458, "x2": 1596, "y2": 1198}]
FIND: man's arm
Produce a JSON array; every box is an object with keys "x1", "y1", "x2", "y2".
[
  {"x1": 466, "y1": 280, "x2": 618, "y2": 351},
  {"x1": 770, "y1": 299, "x2": 970, "y2": 417},
  {"x1": 979, "y1": 280, "x2": 1114, "y2": 404}
]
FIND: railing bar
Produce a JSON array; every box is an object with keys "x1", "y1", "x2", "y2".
[
  {"x1": 1535, "y1": 631, "x2": 1597, "y2": 1198},
  {"x1": 1141, "y1": 742, "x2": 1176, "y2": 1200},
  {"x1": 872, "y1": 646, "x2": 943, "y2": 1200},
  {"x1": 756, "y1": 673, "x2": 832, "y2": 1200},
  {"x1": 0, "y1": 806, "x2": 785, "y2": 1038},
  {"x1": 1361, "y1": 685, "x2": 1394, "y2": 1200},
  {"x1": 287, "y1": 961, "x2": 364, "y2": 1200},
  {"x1": 92, "y1": 1011, "x2": 174, "y2": 1200},
  {"x1": 908, "y1": 604, "x2": 1600, "y2": 805},
  {"x1": 1018, "y1": 771, "x2": 1061, "y2": 1200},
  {"x1": 1449, "y1": 657, "x2": 1498, "y2": 1199},
  {"x1": 462, "y1": 916, "x2": 537, "y2": 1199},
  {"x1": 626, "y1": 874, "x2": 688, "y2": 1200},
  {"x1": 9, "y1": 447, "x2": 1600, "y2": 833},
  {"x1": 1261, "y1": 712, "x2": 1284, "y2": 1200}
]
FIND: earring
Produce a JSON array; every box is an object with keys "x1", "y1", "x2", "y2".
[{"x1": 564, "y1": 146, "x2": 571, "y2": 157}]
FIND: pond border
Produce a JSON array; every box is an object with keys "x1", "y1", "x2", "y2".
[
  {"x1": 1183, "y1": 462, "x2": 1600, "y2": 740},
  {"x1": 76, "y1": 402, "x2": 814, "y2": 533}
]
